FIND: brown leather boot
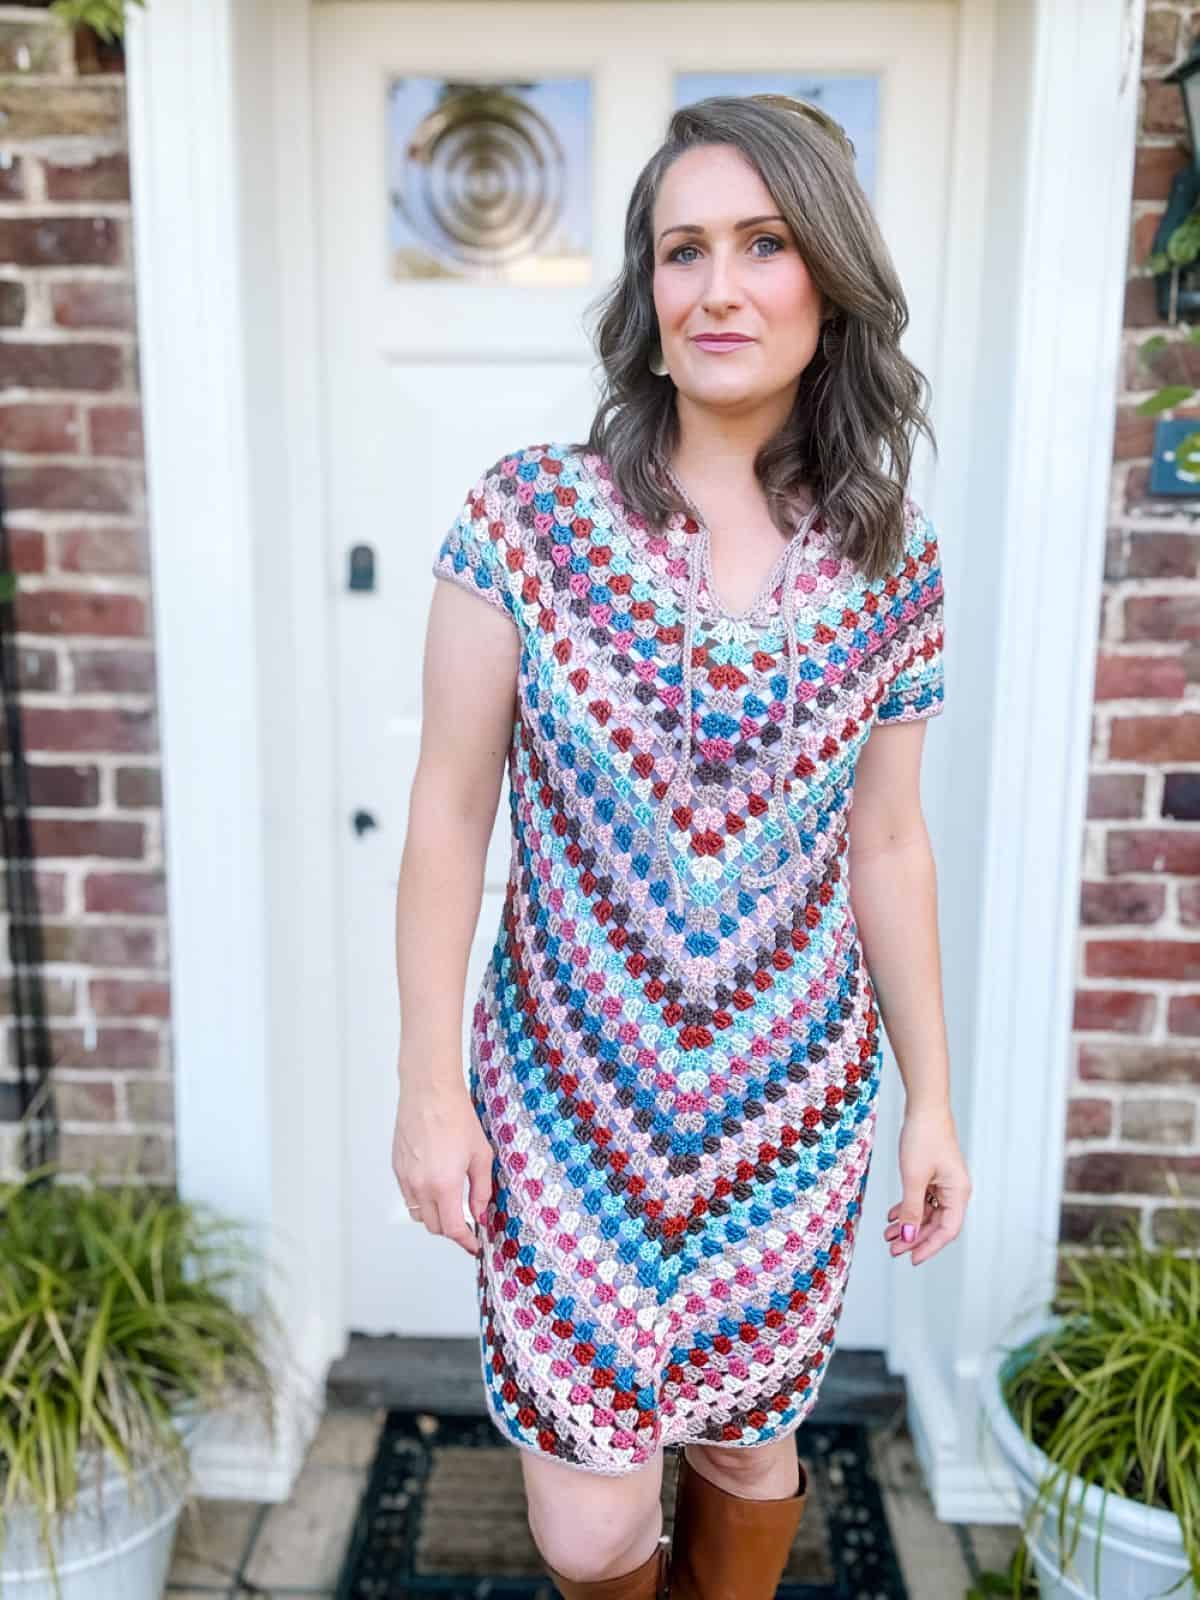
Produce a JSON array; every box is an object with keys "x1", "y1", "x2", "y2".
[
  {"x1": 667, "y1": 1449, "x2": 808, "y2": 1600},
  {"x1": 543, "y1": 1533, "x2": 671, "y2": 1600}
]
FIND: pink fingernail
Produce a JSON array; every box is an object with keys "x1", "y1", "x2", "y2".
[{"x1": 901, "y1": 1223, "x2": 916, "y2": 1242}]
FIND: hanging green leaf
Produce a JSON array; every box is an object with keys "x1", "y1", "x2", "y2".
[
  {"x1": 1167, "y1": 210, "x2": 1200, "y2": 267},
  {"x1": 47, "y1": 0, "x2": 146, "y2": 44},
  {"x1": 1135, "y1": 385, "x2": 1196, "y2": 416}
]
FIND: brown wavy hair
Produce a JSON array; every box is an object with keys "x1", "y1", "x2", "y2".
[{"x1": 579, "y1": 94, "x2": 936, "y2": 583}]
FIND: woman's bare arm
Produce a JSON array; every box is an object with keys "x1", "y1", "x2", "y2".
[
  {"x1": 390, "y1": 579, "x2": 521, "y2": 1256},
  {"x1": 847, "y1": 719, "x2": 949, "y2": 1114},
  {"x1": 848, "y1": 718, "x2": 971, "y2": 1265}
]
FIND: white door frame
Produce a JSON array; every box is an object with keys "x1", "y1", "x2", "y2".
[{"x1": 124, "y1": 0, "x2": 1140, "y2": 1512}]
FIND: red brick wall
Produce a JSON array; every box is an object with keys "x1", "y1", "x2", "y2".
[
  {"x1": 1066, "y1": 1, "x2": 1200, "y2": 1249},
  {"x1": 0, "y1": 7, "x2": 171, "y2": 1184}
]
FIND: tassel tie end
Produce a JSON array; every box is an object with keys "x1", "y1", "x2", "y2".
[{"x1": 653, "y1": 501, "x2": 821, "y2": 919}]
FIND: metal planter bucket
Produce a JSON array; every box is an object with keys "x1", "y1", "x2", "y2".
[
  {"x1": 0, "y1": 1412, "x2": 202, "y2": 1600},
  {"x1": 979, "y1": 1313, "x2": 1196, "y2": 1600}
]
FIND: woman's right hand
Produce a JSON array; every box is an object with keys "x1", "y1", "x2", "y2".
[{"x1": 391, "y1": 1070, "x2": 494, "y2": 1257}]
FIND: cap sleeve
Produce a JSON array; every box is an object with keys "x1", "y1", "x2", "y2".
[
  {"x1": 875, "y1": 497, "x2": 946, "y2": 725},
  {"x1": 431, "y1": 454, "x2": 526, "y2": 629}
]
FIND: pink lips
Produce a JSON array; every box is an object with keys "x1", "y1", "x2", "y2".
[{"x1": 691, "y1": 334, "x2": 753, "y2": 351}]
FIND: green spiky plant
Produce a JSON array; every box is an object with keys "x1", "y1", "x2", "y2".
[
  {"x1": 0, "y1": 1155, "x2": 284, "y2": 1598},
  {"x1": 979, "y1": 1183, "x2": 1200, "y2": 1600},
  {"x1": 966, "y1": 1546, "x2": 1039, "y2": 1599},
  {"x1": 47, "y1": 0, "x2": 144, "y2": 44}
]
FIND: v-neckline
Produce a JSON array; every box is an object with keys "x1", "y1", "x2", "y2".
[{"x1": 658, "y1": 458, "x2": 819, "y2": 622}]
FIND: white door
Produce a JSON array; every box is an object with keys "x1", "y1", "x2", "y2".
[{"x1": 314, "y1": 1, "x2": 957, "y2": 1336}]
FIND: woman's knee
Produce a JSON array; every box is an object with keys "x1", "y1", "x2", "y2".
[
  {"x1": 684, "y1": 1436, "x2": 802, "y2": 1498},
  {"x1": 522, "y1": 1450, "x2": 665, "y2": 1581}
]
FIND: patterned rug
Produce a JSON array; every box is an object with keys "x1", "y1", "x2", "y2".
[{"x1": 334, "y1": 1409, "x2": 909, "y2": 1599}]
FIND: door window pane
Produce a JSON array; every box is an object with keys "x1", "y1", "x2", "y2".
[
  {"x1": 675, "y1": 74, "x2": 879, "y2": 202},
  {"x1": 387, "y1": 76, "x2": 592, "y2": 283}
]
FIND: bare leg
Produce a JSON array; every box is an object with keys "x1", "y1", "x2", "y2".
[
  {"x1": 520, "y1": 1446, "x2": 667, "y2": 1581},
  {"x1": 683, "y1": 1434, "x2": 802, "y2": 1498}
]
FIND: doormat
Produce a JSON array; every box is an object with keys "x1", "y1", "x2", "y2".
[{"x1": 334, "y1": 1408, "x2": 910, "y2": 1600}]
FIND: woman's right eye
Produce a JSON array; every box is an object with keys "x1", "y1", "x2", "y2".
[{"x1": 666, "y1": 244, "x2": 699, "y2": 264}]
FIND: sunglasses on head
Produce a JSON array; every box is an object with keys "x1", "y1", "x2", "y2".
[{"x1": 748, "y1": 93, "x2": 857, "y2": 161}]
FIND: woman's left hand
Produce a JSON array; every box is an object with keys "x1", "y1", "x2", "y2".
[{"x1": 885, "y1": 1102, "x2": 972, "y2": 1266}]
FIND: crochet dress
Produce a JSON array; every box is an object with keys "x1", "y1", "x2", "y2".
[{"x1": 430, "y1": 440, "x2": 945, "y2": 1475}]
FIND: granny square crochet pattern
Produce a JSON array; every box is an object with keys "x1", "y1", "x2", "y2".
[{"x1": 429, "y1": 441, "x2": 946, "y2": 1476}]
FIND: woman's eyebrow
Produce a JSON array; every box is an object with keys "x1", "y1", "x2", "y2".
[{"x1": 656, "y1": 213, "x2": 787, "y2": 244}]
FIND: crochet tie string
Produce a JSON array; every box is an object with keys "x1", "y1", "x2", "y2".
[{"x1": 652, "y1": 486, "x2": 821, "y2": 918}]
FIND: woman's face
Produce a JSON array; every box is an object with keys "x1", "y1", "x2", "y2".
[{"x1": 650, "y1": 143, "x2": 825, "y2": 413}]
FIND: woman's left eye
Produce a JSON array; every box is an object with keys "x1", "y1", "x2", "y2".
[{"x1": 663, "y1": 234, "x2": 786, "y2": 265}]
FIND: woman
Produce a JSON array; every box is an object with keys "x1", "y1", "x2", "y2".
[{"x1": 393, "y1": 93, "x2": 971, "y2": 1600}]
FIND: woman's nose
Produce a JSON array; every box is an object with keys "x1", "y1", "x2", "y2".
[{"x1": 701, "y1": 248, "x2": 741, "y2": 308}]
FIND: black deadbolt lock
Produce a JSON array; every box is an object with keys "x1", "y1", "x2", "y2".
[{"x1": 348, "y1": 544, "x2": 376, "y2": 592}]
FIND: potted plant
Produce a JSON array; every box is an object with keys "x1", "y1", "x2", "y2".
[
  {"x1": 977, "y1": 1184, "x2": 1200, "y2": 1600},
  {"x1": 0, "y1": 1154, "x2": 285, "y2": 1599}
]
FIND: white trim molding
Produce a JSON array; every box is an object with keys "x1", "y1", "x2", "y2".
[
  {"x1": 125, "y1": 1, "x2": 270, "y2": 1235},
  {"x1": 963, "y1": 0, "x2": 1141, "y2": 1519},
  {"x1": 125, "y1": 0, "x2": 347, "y2": 1499}
]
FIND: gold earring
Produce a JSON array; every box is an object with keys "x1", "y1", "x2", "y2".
[{"x1": 648, "y1": 342, "x2": 669, "y2": 377}]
